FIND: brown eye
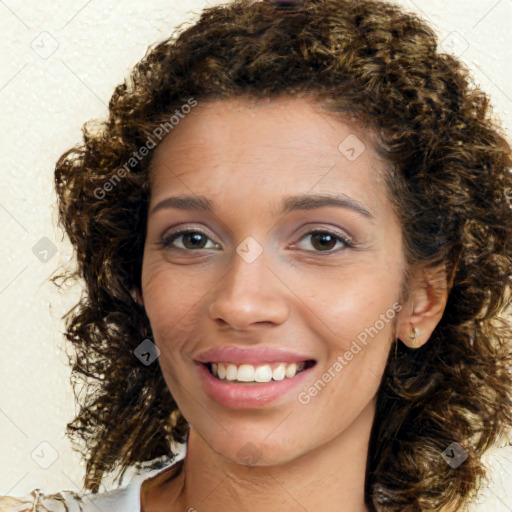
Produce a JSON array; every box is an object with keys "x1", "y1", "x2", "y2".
[
  {"x1": 159, "y1": 230, "x2": 219, "y2": 251},
  {"x1": 295, "y1": 230, "x2": 353, "y2": 253},
  {"x1": 181, "y1": 232, "x2": 208, "y2": 249},
  {"x1": 310, "y1": 232, "x2": 338, "y2": 251}
]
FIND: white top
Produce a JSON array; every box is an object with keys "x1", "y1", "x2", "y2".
[{"x1": 0, "y1": 453, "x2": 185, "y2": 512}]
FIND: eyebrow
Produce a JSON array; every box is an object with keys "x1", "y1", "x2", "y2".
[{"x1": 150, "y1": 193, "x2": 374, "y2": 220}]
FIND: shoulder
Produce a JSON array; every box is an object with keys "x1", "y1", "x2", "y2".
[
  {"x1": 0, "y1": 481, "x2": 145, "y2": 512},
  {"x1": 0, "y1": 480, "x2": 145, "y2": 512},
  {"x1": 0, "y1": 489, "x2": 83, "y2": 511},
  {"x1": 0, "y1": 453, "x2": 185, "y2": 512}
]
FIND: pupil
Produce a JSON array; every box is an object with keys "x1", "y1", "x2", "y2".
[
  {"x1": 312, "y1": 233, "x2": 335, "y2": 251},
  {"x1": 185, "y1": 233, "x2": 205, "y2": 248}
]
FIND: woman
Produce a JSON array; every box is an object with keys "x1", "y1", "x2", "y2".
[{"x1": 1, "y1": 0, "x2": 511, "y2": 510}]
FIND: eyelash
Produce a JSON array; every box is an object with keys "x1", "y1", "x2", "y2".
[{"x1": 157, "y1": 228, "x2": 355, "y2": 254}]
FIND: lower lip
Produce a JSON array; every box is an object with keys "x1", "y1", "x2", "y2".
[{"x1": 196, "y1": 363, "x2": 314, "y2": 409}]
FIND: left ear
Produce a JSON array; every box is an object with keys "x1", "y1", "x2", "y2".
[{"x1": 395, "y1": 263, "x2": 448, "y2": 349}]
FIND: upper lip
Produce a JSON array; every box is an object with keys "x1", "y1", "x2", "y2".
[{"x1": 194, "y1": 346, "x2": 315, "y2": 365}]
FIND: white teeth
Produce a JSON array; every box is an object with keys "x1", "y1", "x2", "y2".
[
  {"x1": 285, "y1": 362, "x2": 297, "y2": 379},
  {"x1": 254, "y1": 364, "x2": 273, "y2": 383},
  {"x1": 226, "y1": 363, "x2": 238, "y2": 381},
  {"x1": 272, "y1": 363, "x2": 286, "y2": 381},
  {"x1": 237, "y1": 364, "x2": 255, "y2": 382},
  {"x1": 210, "y1": 361, "x2": 308, "y2": 382}
]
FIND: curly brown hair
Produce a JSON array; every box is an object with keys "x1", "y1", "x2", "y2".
[{"x1": 51, "y1": 0, "x2": 512, "y2": 510}]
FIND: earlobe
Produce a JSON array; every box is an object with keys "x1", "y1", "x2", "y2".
[
  {"x1": 407, "y1": 326, "x2": 422, "y2": 348},
  {"x1": 396, "y1": 265, "x2": 448, "y2": 349}
]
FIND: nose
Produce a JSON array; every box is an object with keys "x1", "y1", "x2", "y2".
[{"x1": 207, "y1": 249, "x2": 290, "y2": 331}]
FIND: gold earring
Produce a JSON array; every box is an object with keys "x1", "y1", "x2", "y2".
[{"x1": 409, "y1": 327, "x2": 421, "y2": 347}]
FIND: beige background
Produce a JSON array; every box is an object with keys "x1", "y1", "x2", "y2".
[{"x1": 1, "y1": 0, "x2": 511, "y2": 509}]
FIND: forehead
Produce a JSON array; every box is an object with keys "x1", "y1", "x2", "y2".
[{"x1": 148, "y1": 95, "x2": 388, "y2": 216}]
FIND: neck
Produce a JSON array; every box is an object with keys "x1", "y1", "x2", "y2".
[{"x1": 170, "y1": 399, "x2": 375, "y2": 512}]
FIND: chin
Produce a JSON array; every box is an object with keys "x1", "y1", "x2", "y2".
[{"x1": 198, "y1": 428, "x2": 304, "y2": 468}]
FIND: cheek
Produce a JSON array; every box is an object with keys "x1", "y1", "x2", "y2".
[
  {"x1": 297, "y1": 330, "x2": 394, "y2": 433},
  {"x1": 285, "y1": 261, "x2": 400, "y2": 342},
  {"x1": 141, "y1": 261, "x2": 205, "y2": 343},
  {"x1": 141, "y1": 260, "x2": 234, "y2": 392}
]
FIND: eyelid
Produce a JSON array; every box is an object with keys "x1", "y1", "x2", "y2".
[{"x1": 296, "y1": 225, "x2": 354, "y2": 245}]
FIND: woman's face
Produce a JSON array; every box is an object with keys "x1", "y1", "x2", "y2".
[{"x1": 141, "y1": 95, "x2": 407, "y2": 466}]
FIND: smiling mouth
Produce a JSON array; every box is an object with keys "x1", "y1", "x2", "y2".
[{"x1": 205, "y1": 360, "x2": 316, "y2": 383}]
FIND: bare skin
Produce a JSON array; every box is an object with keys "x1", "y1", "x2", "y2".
[{"x1": 136, "y1": 95, "x2": 447, "y2": 512}]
